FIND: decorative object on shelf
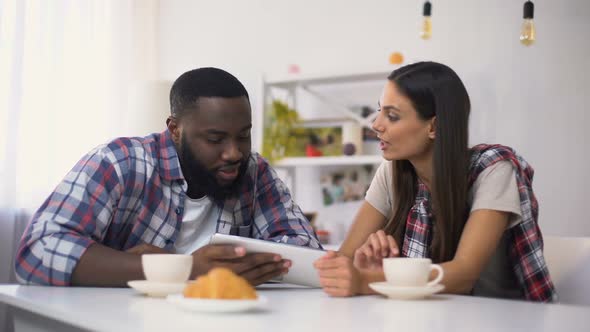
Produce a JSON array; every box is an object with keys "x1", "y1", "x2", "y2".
[
  {"x1": 296, "y1": 127, "x2": 342, "y2": 157},
  {"x1": 262, "y1": 100, "x2": 301, "y2": 163},
  {"x1": 389, "y1": 52, "x2": 404, "y2": 65},
  {"x1": 305, "y1": 133, "x2": 324, "y2": 157},
  {"x1": 268, "y1": 124, "x2": 343, "y2": 160},
  {"x1": 520, "y1": 1, "x2": 535, "y2": 46},
  {"x1": 342, "y1": 122, "x2": 363, "y2": 155},
  {"x1": 342, "y1": 143, "x2": 356, "y2": 156},
  {"x1": 420, "y1": 1, "x2": 432, "y2": 40},
  {"x1": 320, "y1": 165, "x2": 376, "y2": 206}
]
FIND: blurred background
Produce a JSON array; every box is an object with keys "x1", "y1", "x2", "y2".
[{"x1": 1, "y1": 0, "x2": 589, "y2": 300}]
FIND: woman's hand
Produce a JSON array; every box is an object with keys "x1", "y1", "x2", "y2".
[
  {"x1": 353, "y1": 230, "x2": 400, "y2": 270},
  {"x1": 313, "y1": 251, "x2": 362, "y2": 297}
]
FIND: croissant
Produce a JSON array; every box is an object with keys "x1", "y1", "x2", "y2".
[{"x1": 184, "y1": 268, "x2": 257, "y2": 300}]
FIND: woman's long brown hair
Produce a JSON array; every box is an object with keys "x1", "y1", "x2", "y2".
[{"x1": 382, "y1": 62, "x2": 471, "y2": 263}]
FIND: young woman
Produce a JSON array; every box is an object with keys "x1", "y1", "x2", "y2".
[{"x1": 313, "y1": 62, "x2": 556, "y2": 302}]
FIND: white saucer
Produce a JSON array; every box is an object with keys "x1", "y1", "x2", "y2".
[
  {"x1": 166, "y1": 294, "x2": 268, "y2": 313},
  {"x1": 369, "y1": 282, "x2": 445, "y2": 300},
  {"x1": 127, "y1": 280, "x2": 186, "y2": 297}
]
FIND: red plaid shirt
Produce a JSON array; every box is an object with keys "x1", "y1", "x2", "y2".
[{"x1": 401, "y1": 144, "x2": 557, "y2": 302}]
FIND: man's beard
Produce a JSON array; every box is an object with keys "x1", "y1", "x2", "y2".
[{"x1": 178, "y1": 134, "x2": 249, "y2": 201}]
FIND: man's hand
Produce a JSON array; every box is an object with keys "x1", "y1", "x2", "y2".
[
  {"x1": 125, "y1": 243, "x2": 170, "y2": 255},
  {"x1": 191, "y1": 244, "x2": 291, "y2": 286}
]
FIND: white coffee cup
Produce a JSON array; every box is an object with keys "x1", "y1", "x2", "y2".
[
  {"x1": 382, "y1": 258, "x2": 444, "y2": 287},
  {"x1": 141, "y1": 254, "x2": 193, "y2": 283}
]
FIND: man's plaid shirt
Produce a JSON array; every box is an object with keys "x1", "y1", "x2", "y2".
[{"x1": 15, "y1": 130, "x2": 320, "y2": 286}]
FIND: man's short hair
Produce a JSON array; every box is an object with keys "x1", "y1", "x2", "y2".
[{"x1": 169, "y1": 67, "x2": 249, "y2": 118}]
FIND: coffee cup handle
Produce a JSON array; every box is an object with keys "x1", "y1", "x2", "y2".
[{"x1": 427, "y1": 264, "x2": 444, "y2": 287}]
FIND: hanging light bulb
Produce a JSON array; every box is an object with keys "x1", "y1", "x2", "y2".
[
  {"x1": 420, "y1": 1, "x2": 432, "y2": 40},
  {"x1": 520, "y1": 1, "x2": 536, "y2": 46}
]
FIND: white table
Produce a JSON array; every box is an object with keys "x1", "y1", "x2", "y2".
[{"x1": 1, "y1": 283, "x2": 589, "y2": 332}]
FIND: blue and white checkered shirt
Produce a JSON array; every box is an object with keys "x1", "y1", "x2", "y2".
[{"x1": 15, "y1": 130, "x2": 321, "y2": 286}]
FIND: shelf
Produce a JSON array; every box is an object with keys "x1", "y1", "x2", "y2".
[
  {"x1": 275, "y1": 155, "x2": 383, "y2": 167},
  {"x1": 265, "y1": 69, "x2": 393, "y2": 88}
]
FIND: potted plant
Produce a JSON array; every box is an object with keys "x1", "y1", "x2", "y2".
[{"x1": 262, "y1": 100, "x2": 302, "y2": 163}]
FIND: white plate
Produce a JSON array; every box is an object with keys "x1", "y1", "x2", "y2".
[
  {"x1": 369, "y1": 282, "x2": 445, "y2": 300},
  {"x1": 127, "y1": 280, "x2": 186, "y2": 297},
  {"x1": 166, "y1": 294, "x2": 268, "y2": 313}
]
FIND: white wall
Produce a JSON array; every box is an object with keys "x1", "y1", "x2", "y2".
[{"x1": 158, "y1": 0, "x2": 590, "y2": 237}]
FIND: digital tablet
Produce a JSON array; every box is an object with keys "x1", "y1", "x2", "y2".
[{"x1": 209, "y1": 233, "x2": 326, "y2": 287}]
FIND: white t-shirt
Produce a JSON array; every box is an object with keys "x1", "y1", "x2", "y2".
[
  {"x1": 365, "y1": 160, "x2": 522, "y2": 228},
  {"x1": 173, "y1": 196, "x2": 220, "y2": 254}
]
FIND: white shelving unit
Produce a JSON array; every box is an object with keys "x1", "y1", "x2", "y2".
[
  {"x1": 261, "y1": 68, "x2": 394, "y2": 213},
  {"x1": 264, "y1": 69, "x2": 394, "y2": 87},
  {"x1": 263, "y1": 69, "x2": 394, "y2": 129}
]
